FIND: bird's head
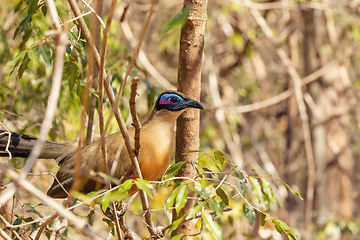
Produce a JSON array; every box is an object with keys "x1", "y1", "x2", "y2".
[
  {"x1": 156, "y1": 91, "x2": 204, "y2": 112},
  {"x1": 146, "y1": 91, "x2": 204, "y2": 123}
]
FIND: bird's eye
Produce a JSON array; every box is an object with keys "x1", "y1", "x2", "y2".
[{"x1": 170, "y1": 97, "x2": 179, "y2": 103}]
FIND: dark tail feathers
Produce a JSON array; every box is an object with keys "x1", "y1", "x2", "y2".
[{"x1": 0, "y1": 130, "x2": 73, "y2": 159}]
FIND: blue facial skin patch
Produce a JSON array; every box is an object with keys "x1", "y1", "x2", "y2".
[
  {"x1": 159, "y1": 93, "x2": 181, "y2": 105},
  {"x1": 156, "y1": 93, "x2": 197, "y2": 111}
]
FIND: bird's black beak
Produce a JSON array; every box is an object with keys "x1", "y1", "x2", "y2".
[{"x1": 183, "y1": 98, "x2": 204, "y2": 110}]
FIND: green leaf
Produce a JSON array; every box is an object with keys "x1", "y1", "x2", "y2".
[
  {"x1": 188, "y1": 200, "x2": 206, "y2": 218},
  {"x1": 215, "y1": 187, "x2": 229, "y2": 206},
  {"x1": 166, "y1": 184, "x2": 182, "y2": 209},
  {"x1": 119, "y1": 179, "x2": 133, "y2": 192},
  {"x1": 87, "y1": 210, "x2": 95, "y2": 222},
  {"x1": 76, "y1": 80, "x2": 83, "y2": 100},
  {"x1": 261, "y1": 177, "x2": 274, "y2": 203},
  {"x1": 13, "y1": 215, "x2": 23, "y2": 226},
  {"x1": 41, "y1": 5, "x2": 48, "y2": 16},
  {"x1": 38, "y1": 44, "x2": 52, "y2": 68},
  {"x1": 28, "y1": 48, "x2": 39, "y2": 61},
  {"x1": 64, "y1": 61, "x2": 79, "y2": 91},
  {"x1": 249, "y1": 177, "x2": 268, "y2": 209},
  {"x1": 18, "y1": 53, "x2": 30, "y2": 79},
  {"x1": 14, "y1": 15, "x2": 32, "y2": 39},
  {"x1": 12, "y1": 215, "x2": 23, "y2": 238},
  {"x1": 240, "y1": 181, "x2": 248, "y2": 195},
  {"x1": 168, "y1": 215, "x2": 186, "y2": 234},
  {"x1": 99, "y1": 181, "x2": 132, "y2": 206},
  {"x1": 101, "y1": 191, "x2": 111, "y2": 212},
  {"x1": 97, "y1": 172, "x2": 121, "y2": 185},
  {"x1": 183, "y1": 149, "x2": 203, "y2": 154},
  {"x1": 162, "y1": 7, "x2": 192, "y2": 34},
  {"x1": 231, "y1": 171, "x2": 245, "y2": 180},
  {"x1": 213, "y1": 150, "x2": 226, "y2": 170},
  {"x1": 78, "y1": 79, "x2": 98, "y2": 98},
  {"x1": 5, "y1": 50, "x2": 26, "y2": 69},
  {"x1": 279, "y1": 179, "x2": 304, "y2": 200},
  {"x1": 28, "y1": 0, "x2": 38, "y2": 15},
  {"x1": 198, "y1": 185, "x2": 213, "y2": 199},
  {"x1": 202, "y1": 211, "x2": 224, "y2": 240},
  {"x1": 170, "y1": 234, "x2": 183, "y2": 240},
  {"x1": 260, "y1": 212, "x2": 267, "y2": 226},
  {"x1": 243, "y1": 204, "x2": 256, "y2": 226},
  {"x1": 272, "y1": 218, "x2": 300, "y2": 240},
  {"x1": 102, "y1": 218, "x2": 115, "y2": 236},
  {"x1": 163, "y1": 161, "x2": 186, "y2": 179},
  {"x1": 208, "y1": 198, "x2": 223, "y2": 216},
  {"x1": 23, "y1": 216, "x2": 37, "y2": 228},
  {"x1": 25, "y1": 203, "x2": 43, "y2": 218},
  {"x1": 175, "y1": 184, "x2": 188, "y2": 213},
  {"x1": 134, "y1": 179, "x2": 153, "y2": 198}
]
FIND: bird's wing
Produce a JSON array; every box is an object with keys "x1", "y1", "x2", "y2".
[{"x1": 47, "y1": 131, "x2": 136, "y2": 198}]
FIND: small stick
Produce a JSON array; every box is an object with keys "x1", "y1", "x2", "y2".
[{"x1": 129, "y1": 76, "x2": 141, "y2": 156}]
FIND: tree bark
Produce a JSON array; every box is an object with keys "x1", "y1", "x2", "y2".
[
  {"x1": 302, "y1": 4, "x2": 354, "y2": 236},
  {"x1": 172, "y1": 0, "x2": 207, "y2": 237}
]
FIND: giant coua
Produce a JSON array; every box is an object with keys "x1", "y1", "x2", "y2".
[{"x1": 0, "y1": 90, "x2": 204, "y2": 198}]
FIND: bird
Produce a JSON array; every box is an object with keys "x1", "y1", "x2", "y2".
[{"x1": 0, "y1": 90, "x2": 204, "y2": 198}]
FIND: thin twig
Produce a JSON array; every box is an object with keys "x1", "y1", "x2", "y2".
[
  {"x1": 0, "y1": 0, "x2": 69, "y2": 235},
  {"x1": 117, "y1": 202, "x2": 142, "y2": 240},
  {"x1": 19, "y1": 0, "x2": 66, "y2": 176},
  {"x1": 0, "y1": 123, "x2": 12, "y2": 159},
  {"x1": 67, "y1": 0, "x2": 159, "y2": 236},
  {"x1": 34, "y1": 213, "x2": 59, "y2": 240},
  {"x1": 0, "y1": 214, "x2": 22, "y2": 240},
  {"x1": 130, "y1": 76, "x2": 141, "y2": 156},
  {"x1": 120, "y1": 21, "x2": 175, "y2": 89},
  {"x1": 0, "y1": 164, "x2": 105, "y2": 239},
  {"x1": 119, "y1": 0, "x2": 160, "y2": 96},
  {"x1": 31, "y1": 0, "x2": 71, "y2": 237},
  {"x1": 61, "y1": 11, "x2": 93, "y2": 27},
  {"x1": 158, "y1": 208, "x2": 233, "y2": 235},
  {"x1": 79, "y1": 0, "x2": 106, "y2": 28},
  {"x1": 69, "y1": 36, "x2": 93, "y2": 213},
  {"x1": 242, "y1": 1, "x2": 315, "y2": 238},
  {"x1": 216, "y1": 61, "x2": 337, "y2": 113},
  {"x1": 85, "y1": 0, "x2": 103, "y2": 145},
  {"x1": 0, "y1": 227, "x2": 12, "y2": 240},
  {"x1": 97, "y1": 0, "x2": 123, "y2": 238}
]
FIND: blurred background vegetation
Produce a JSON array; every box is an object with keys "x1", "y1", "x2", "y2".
[{"x1": 1, "y1": 0, "x2": 360, "y2": 239}]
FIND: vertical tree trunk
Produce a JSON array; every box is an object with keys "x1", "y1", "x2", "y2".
[
  {"x1": 172, "y1": 0, "x2": 207, "y2": 237},
  {"x1": 302, "y1": 8, "x2": 320, "y2": 239},
  {"x1": 302, "y1": 5, "x2": 354, "y2": 237},
  {"x1": 86, "y1": 0, "x2": 102, "y2": 144}
]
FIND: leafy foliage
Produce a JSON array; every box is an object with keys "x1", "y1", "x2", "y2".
[{"x1": 2, "y1": 0, "x2": 359, "y2": 239}]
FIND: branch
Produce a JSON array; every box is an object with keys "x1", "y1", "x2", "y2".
[
  {"x1": 206, "y1": 61, "x2": 337, "y2": 113},
  {"x1": 95, "y1": 0, "x2": 123, "y2": 238},
  {"x1": 120, "y1": 21, "x2": 176, "y2": 89},
  {"x1": 0, "y1": 227, "x2": 12, "y2": 240},
  {"x1": 130, "y1": 76, "x2": 141, "y2": 156},
  {"x1": 67, "y1": 0, "x2": 161, "y2": 237},
  {"x1": 0, "y1": 0, "x2": 67, "y2": 207},
  {"x1": 119, "y1": 0, "x2": 160, "y2": 96},
  {"x1": 85, "y1": 0, "x2": 103, "y2": 145},
  {"x1": 115, "y1": 202, "x2": 142, "y2": 240},
  {"x1": 242, "y1": 0, "x2": 315, "y2": 238},
  {"x1": 0, "y1": 164, "x2": 105, "y2": 239},
  {"x1": 158, "y1": 208, "x2": 233, "y2": 236}
]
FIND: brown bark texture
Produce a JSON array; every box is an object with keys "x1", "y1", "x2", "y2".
[{"x1": 172, "y1": 0, "x2": 208, "y2": 237}]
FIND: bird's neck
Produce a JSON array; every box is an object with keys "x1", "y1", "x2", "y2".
[
  {"x1": 142, "y1": 114, "x2": 177, "y2": 141},
  {"x1": 138, "y1": 113, "x2": 179, "y2": 180}
]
